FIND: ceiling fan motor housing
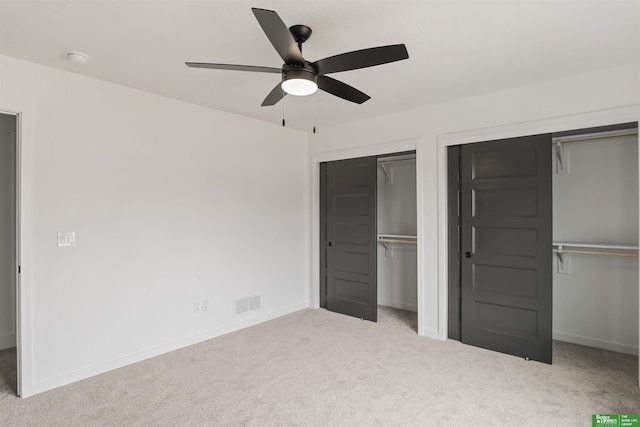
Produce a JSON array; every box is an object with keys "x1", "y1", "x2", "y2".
[
  {"x1": 282, "y1": 63, "x2": 317, "y2": 82},
  {"x1": 281, "y1": 63, "x2": 318, "y2": 96}
]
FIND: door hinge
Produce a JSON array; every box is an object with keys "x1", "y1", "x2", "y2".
[{"x1": 18, "y1": 265, "x2": 21, "y2": 274}]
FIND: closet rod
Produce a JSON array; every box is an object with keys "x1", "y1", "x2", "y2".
[
  {"x1": 552, "y1": 130, "x2": 637, "y2": 146},
  {"x1": 552, "y1": 249, "x2": 638, "y2": 258},
  {"x1": 378, "y1": 238, "x2": 417, "y2": 244}
]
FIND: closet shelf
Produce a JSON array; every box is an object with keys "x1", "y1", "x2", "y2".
[
  {"x1": 553, "y1": 242, "x2": 639, "y2": 261},
  {"x1": 553, "y1": 242, "x2": 639, "y2": 251}
]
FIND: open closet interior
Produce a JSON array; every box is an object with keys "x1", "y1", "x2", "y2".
[
  {"x1": 320, "y1": 151, "x2": 417, "y2": 327},
  {"x1": 376, "y1": 153, "x2": 417, "y2": 314},
  {"x1": 552, "y1": 124, "x2": 639, "y2": 355},
  {"x1": 447, "y1": 121, "x2": 639, "y2": 362}
]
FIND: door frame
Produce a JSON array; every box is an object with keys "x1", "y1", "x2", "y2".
[
  {"x1": 310, "y1": 138, "x2": 423, "y2": 328},
  {"x1": 436, "y1": 105, "x2": 640, "y2": 382},
  {"x1": 0, "y1": 101, "x2": 34, "y2": 397}
]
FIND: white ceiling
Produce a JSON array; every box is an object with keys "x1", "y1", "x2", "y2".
[{"x1": 1, "y1": 0, "x2": 638, "y2": 132}]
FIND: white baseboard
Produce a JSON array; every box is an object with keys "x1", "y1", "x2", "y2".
[
  {"x1": 378, "y1": 299, "x2": 417, "y2": 312},
  {"x1": 420, "y1": 328, "x2": 440, "y2": 340},
  {"x1": 0, "y1": 332, "x2": 16, "y2": 350},
  {"x1": 553, "y1": 331, "x2": 638, "y2": 356},
  {"x1": 23, "y1": 303, "x2": 308, "y2": 398}
]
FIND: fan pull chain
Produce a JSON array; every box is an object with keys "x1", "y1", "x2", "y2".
[
  {"x1": 312, "y1": 94, "x2": 317, "y2": 134},
  {"x1": 282, "y1": 90, "x2": 286, "y2": 127}
]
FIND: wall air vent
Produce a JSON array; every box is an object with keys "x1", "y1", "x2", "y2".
[{"x1": 234, "y1": 295, "x2": 261, "y2": 315}]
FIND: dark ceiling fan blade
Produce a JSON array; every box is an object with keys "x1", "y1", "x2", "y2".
[
  {"x1": 317, "y1": 75, "x2": 370, "y2": 104},
  {"x1": 312, "y1": 44, "x2": 409, "y2": 75},
  {"x1": 185, "y1": 62, "x2": 282, "y2": 74},
  {"x1": 261, "y1": 82, "x2": 287, "y2": 106},
  {"x1": 252, "y1": 8, "x2": 304, "y2": 66}
]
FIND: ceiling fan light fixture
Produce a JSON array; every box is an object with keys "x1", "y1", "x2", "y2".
[{"x1": 281, "y1": 69, "x2": 318, "y2": 96}]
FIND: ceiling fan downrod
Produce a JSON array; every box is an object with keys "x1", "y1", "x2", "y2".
[{"x1": 289, "y1": 25, "x2": 312, "y2": 53}]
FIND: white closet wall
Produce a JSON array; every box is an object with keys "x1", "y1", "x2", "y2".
[
  {"x1": 377, "y1": 159, "x2": 417, "y2": 311},
  {"x1": 553, "y1": 132, "x2": 639, "y2": 355}
]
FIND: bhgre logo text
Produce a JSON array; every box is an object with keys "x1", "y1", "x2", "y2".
[{"x1": 595, "y1": 415, "x2": 619, "y2": 425}]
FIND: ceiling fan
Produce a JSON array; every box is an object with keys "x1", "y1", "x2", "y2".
[{"x1": 186, "y1": 8, "x2": 409, "y2": 106}]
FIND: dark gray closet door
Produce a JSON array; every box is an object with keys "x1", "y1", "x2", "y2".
[
  {"x1": 460, "y1": 134, "x2": 552, "y2": 364},
  {"x1": 325, "y1": 156, "x2": 377, "y2": 321}
]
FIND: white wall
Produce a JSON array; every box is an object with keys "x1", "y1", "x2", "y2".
[
  {"x1": 309, "y1": 63, "x2": 640, "y2": 341},
  {"x1": 0, "y1": 113, "x2": 16, "y2": 350},
  {"x1": 553, "y1": 135, "x2": 639, "y2": 354},
  {"x1": 0, "y1": 55, "x2": 310, "y2": 396},
  {"x1": 377, "y1": 160, "x2": 417, "y2": 311}
]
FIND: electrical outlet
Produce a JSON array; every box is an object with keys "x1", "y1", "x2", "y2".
[{"x1": 193, "y1": 300, "x2": 209, "y2": 314}]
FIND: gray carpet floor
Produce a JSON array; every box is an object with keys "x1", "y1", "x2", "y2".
[{"x1": 0, "y1": 306, "x2": 638, "y2": 426}]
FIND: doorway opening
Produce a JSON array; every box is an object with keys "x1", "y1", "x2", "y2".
[
  {"x1": 447, "y1": 122, "x2": 639, "y2": 364},
  {"x1": 0, "y1": 112, "x2": 18, "y2": 396},
  {"x1": 319, "y1": 151, "x2": 417, "y2": 332}
]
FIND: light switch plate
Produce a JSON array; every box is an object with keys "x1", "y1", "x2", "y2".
[{"x1": 57, "y1": 232, "x2": 76, "y2": 247}]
